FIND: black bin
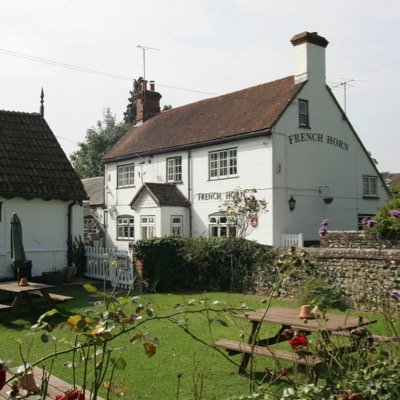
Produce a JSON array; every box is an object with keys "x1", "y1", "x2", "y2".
[{"x1": 12, "y1": 260, "x2": 32, "y2": 281}]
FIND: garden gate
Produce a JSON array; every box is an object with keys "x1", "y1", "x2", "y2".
[{"x1": 85, "y1": 246, "x2": 135, "y2": 289}]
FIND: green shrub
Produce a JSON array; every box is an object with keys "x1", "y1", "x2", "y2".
[
  {"x1": 67, "y1": 236, "x2": 87, "y2": 277},
  {"x1": 131, "y1": 236, "x2": 277, "y2": 293},
  {"x1": 131, "y1": 235, "x2": 190, "y2": 292},
  {"x1": 299, "y1": 278, "x2": 349, "y2": 312},
  {"x1": 345, "y1": 357, "x2": 400, "y2": 399},
  {"x1": 371, "y1": 196, "x2": 400, "y2": 238}
]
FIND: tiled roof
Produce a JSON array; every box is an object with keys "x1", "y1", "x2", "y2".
[
  {"x1": 82, "y1": 176, "x2": 104, "y2": 206},
  {"x1": 130, "y1": 182, "x2": 189, "y2": 209},
  {"x1": 0, "y1": 110, "x2": 87, "y2": 201},
  {"x1": 103, "y1": 76, "x2": 304, "y2": 161},
  {"x1": 388, "y1": 173, "x2": 400, "y2": 186}
]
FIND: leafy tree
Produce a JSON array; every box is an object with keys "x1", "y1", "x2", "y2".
[
  {"x1": 123, "y1": 77, "x2": 144, "y2": 125},
  {"x1": 71, "y1": 108, "x2": 129, "y2": 178},
  {"x1": 219, "y1": 188, "x2": 268, "y2": 238},
  {"x1": 218, "y1": 188, "x2": 268, "y2": 291}
]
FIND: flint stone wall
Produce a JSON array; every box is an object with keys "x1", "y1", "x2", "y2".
[
  {"x1": 269, "y1": 231, "x2": 400, "y2": 311},
  {"x1": 320, "y1": 230, "x2": 400, "y2": 249}
]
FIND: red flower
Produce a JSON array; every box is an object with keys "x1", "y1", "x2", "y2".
[
  {"x1": 56, "y1": 389, "x2": 84, "y2": 400},
  {"x1": 289, "y1": 334, "x2": 308, "y2": 351}
]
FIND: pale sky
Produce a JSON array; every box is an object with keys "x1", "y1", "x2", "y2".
[{"x1": 1, "y1": 0, "x2": 399, "y2": 172}]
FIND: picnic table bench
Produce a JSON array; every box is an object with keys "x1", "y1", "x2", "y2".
[
  {"x1": 215, "y1": 339, "x2": 324, "y2": 366},
  {"x1": 0, "y1": 366, "x2": 104, "y2": 400},
  {"x1": 31, "y1": 291, "x2": 74, "y2": 303},
  {"x1": 331, "y1": 330, "x2": 395, "y2": 343},
  {"x1": 215, "y1": 306, "x2": 377, "y2": 379},
  {"x1": 0, "y1": 281, "x2": 73, "y2": 324}
]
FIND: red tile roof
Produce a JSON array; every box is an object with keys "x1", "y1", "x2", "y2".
[
  {"x1": 82, "y1": 176, "x2": 104, "y2": 206},
  {"x1": 388, "y1": 173, "x2": 400, "y2": 186},
  {"x1": 0, "y1": 110, "x2": 87, "y2": 201},
  {"x1": 103, "y1": 76, "x2": 304, "y2": 161}
]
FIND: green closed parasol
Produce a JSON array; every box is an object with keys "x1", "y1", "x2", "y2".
[{"x1": 10, "y1": 213, "x2": 27, "y2": 278}]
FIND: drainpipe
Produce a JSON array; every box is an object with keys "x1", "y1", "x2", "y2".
[
  {"x1": 188, "y1": 150, "x2": 192, "y2": 237},
  {"x1": 67, "y1": 200, "x2": 76, "y2": 265}
]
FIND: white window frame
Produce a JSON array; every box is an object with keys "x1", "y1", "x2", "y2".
[
  {"x1": 209, "y1": 214, "x2": 237, "y2": 237},
  {"x1": 170, "y1": 215, "x2": 183, "y2": 235},
  {"x1": 209, "y1": 148, "x2": 237, "y2": 180},
  {"x1": 298, "y1": 99, "x2": 309, "y2": 127},
  {"x1": 117, "y1": 164, "x2": 135, "y2": 188},
  {"x1": 363, "y1": 175, "x2": 378, "y2": 197},
  {"x1": 141, "y1": 215, "x2": 155, "y2": 239},
  {"x1": 117, "y1": 216, "x2": 135, "y2": 240},
  {"x1": 166, "y1": 156, "x2": 182, "y2": 183}
]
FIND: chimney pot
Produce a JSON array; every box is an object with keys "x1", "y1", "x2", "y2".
[{"x1": 150, "y1": 81, "x2": 155, "y2": 91}]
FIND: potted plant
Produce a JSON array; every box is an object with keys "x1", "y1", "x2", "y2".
[
  {"x1": 41, "y1": 269, "x2": 63, "y2": 285},
  {"x1": 63, "y1": 266, "x2": 76, "y2": 283}
]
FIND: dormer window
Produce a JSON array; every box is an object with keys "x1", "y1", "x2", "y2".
[{"x1": 298, "y1": 99, "x2": 309, "y2": 128}]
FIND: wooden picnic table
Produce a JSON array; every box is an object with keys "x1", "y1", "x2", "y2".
[
  {"x1": 1, "y1": 366, "x2": 104, "y2": 399},
  {"x1": 0, "y1": 281, "x2": 72, "y2": 324},
  {"x1": 215, "y1": 306, "x2": 377, "y2": 377}
]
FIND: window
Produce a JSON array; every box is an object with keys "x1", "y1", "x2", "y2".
[
  {"x1": 298, "y1": 99, "x2": 309, "y2": 127},
  {"x1": 117, "y1": 216, "x2": 135, "y2": 240},
  {"x1": 84, "y1": 216, "x2": 96, "y2": 234},
  {"x1": 117, "y1": 164, "x2": 135, "y2": 188},
  {"x1": 167, "y1": 157, "x2": 182, "y2": 182},
  {"x1": 209, "y1": 214, "x2": 236, "y2": 237},
  {"x1": 209, "y1": 148, "x2": 237, "y2": 180},
  {"x1": 363, "y1": 175, "x2": 378, "y2": 197},
  {"x1": 141, "y1": 216, "x2": 155, "y2": 239},
  {"x1": 171, "y1": 215, "x2": 183, "y2": 235}
]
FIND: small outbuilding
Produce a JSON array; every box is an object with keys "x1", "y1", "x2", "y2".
[{"x1": 0, "y1": 109, "x2": 87, "y2": 278}]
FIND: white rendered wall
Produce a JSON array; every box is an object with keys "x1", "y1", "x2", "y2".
[
  {"x1": 160, "y1": 207, "x2": 190, "y2": 236},
  {"x1": 104, "y1": 152, "x2": 189, "y2": 251},
  {"x1": 104, "y1": 85, "x2": 387, "y2": 248},
  {"x1": 105, "y1": 136, "x2": 274, "y2": 248},
  {"x1": 0, "y1": 197, "x2": 83, "y2": 278},
  {"x1": 272, "y1": 82, "x2": 389, "y2": 245},
  {"x1": 189, "y1": 137, "x2": 273, "y2": 244}
]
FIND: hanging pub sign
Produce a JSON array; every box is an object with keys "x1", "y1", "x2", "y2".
[{"x1": 250, "y1": 214, "x2": 258, "y2": 227}]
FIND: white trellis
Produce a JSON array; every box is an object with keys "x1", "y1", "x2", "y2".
[{"x1": 85, "y1": 246, "x2": 136, "y2": 289}]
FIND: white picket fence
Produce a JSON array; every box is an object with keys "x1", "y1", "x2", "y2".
[
  {"x1": 281, "y1": 233, "x2": 304, "y2": 247},
  {"x1": 85, "y1": 246, "x2": 136, "y2": 289}
]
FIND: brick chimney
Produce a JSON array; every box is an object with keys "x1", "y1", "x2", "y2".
[
  {"x1": 136, "y1": 80, "x2": 162, "y2": 124},
  {"x1": 291, "y1": 32, "x2": 329, "y2": 85}
]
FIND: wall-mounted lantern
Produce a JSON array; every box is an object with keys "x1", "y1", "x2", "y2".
[
  {"x1": 288, "y1": 196, "x2": 296, "y2": 212},
  {"x1": 323, "y1": 197, "x2": 334, "y2": 204}
]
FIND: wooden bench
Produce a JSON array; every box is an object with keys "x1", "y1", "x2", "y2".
[
  {"x1": 31, "y1": 291, "x2": 74, "y2": 302},
  {"x1": 332, "y1": 330, "x2": 395, "y2": 343},
  {"x1": 0, "y1": 366, "x2": 104, "y2": 400},
  {"x1": 214, "y1": 339, "x2": 324, "y2": 366}
]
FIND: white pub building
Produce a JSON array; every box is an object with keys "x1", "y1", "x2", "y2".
[{"x1": 102, "y1": 32, "x2": 389, "y2": 251}]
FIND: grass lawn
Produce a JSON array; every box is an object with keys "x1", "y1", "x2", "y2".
[{"x1": 0, "y1": 284, "x2": 396, "y2": 399}]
